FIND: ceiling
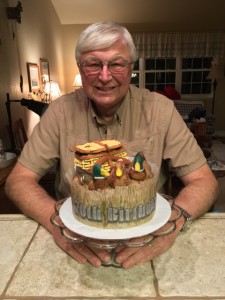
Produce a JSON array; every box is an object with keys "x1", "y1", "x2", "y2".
[{"x1": 51, "y1": 0, "x2": 225, "y2": 31}]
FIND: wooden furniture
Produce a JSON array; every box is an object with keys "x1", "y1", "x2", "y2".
[
  {"x1": 0, "y1": 213, "x2": 225, "y2": 298},
  {"x1": 0, "y1": 159, "x2": 56, "y2": 213},
  {"x1": 1, "y1": 118, "x2": 56, "y2": 213},
  {"x1": 0, "y1": 161, "x2": 20, "y2": 213},
  {"x1": 12, "y1": 118, "x2": 28, "y2": 151}
]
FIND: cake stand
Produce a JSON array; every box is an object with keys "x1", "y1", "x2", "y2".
[{"x1": 50, "y1": 194, "x2": 181, "y2": 267}]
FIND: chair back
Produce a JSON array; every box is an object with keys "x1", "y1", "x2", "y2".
[{"x1": 12, "y1": 118, "x2": 28, "y2": 151}]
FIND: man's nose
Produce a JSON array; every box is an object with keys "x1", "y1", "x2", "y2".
[{"x1": 98, "y1": 64, "x2": 112, "y2": 81}]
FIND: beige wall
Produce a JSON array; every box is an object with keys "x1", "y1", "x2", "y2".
[
  {"x1": 0, "y1": 0, "x2": 63, "y2": 148},
  {"x1": 61, "y1": 25, "x2": 86, "y2": 93},
  {"x1": 0, "y1": 0, "x2": 224, "y2": 151}
]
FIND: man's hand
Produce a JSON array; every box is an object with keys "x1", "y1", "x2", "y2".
[
  {"x1": 114, "y1": 163, "x2": 218, "y2": 269},
  {"x1": 52, "y1": 226, "x2": 111, "y2": 267},
  {"x1": 114, "y1": 216, "x2": 184, "y2": 269},
  {"x1": 6, "y1": 162, "x2": 111, "y2": 268}
]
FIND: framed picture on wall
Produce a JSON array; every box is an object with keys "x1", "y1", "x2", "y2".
[
  {"x1": 27, "y1": 63, "x2": 40, "y2": 92},
  {"x1": 40, "y1": 58, "x2": 50, "y2": 83}
]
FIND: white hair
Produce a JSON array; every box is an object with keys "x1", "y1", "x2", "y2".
[{"x1": 75, "y1": 21, "x2": 137, "y2": 62}]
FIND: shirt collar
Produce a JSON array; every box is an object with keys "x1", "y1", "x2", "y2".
[{"x1": 88, "y1": 87, "x2": 131, "y2": 126}]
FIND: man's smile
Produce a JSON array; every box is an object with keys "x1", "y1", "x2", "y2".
[{"x1": 96, "y1": 86, "x2": 115, "y2": 91}]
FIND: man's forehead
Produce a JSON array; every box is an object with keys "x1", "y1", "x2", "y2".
[{"x1": 80, "y1": 42, "x2": 131, "y2": 61}]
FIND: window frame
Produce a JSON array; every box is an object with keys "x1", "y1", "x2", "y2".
[{"x1": 132, "y1": 56, "x2": 214, "y2": 99}]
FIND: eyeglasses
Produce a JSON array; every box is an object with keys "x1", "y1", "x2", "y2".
[{"x1": 78, "y1": 58, "x2": 133, "y2": 75}]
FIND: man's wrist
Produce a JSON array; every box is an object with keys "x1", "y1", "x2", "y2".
[{"x1": 174, "y1": 203, "x2": 193, "y2": 232}]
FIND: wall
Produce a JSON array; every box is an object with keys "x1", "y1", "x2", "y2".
[
  {"x1": 61, "y1": 25, "x2": 86, "y2": 93},
  {"x1": 0, "y1": 0, "x2": 63, "y2": 148}
]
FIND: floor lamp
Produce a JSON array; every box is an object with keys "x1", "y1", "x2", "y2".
[
  {"x1": 207, "y1": 61, "x2": 223, "y2": 115},
  {"x1": 211, "y1": 79, "x2": 217, "y2": 116}
]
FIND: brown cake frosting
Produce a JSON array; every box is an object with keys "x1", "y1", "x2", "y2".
[{"x1": 71, "y1": 140, "x2": 157, "y2": 229}]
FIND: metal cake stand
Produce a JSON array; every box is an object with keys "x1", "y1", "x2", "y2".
[{"x1": 50, "y1": 195, "x2": 181, "y2": 267}]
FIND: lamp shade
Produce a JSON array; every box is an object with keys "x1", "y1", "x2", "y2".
[
  {"x1": 73, "y1": 73, "x2": 82, "y2": 87},
  {"x1": 207, "y1": 62, "x2": 224, "y2": 80},
  {"x1": 44, "y1": 80, "x2": 61, "y2": 100}
]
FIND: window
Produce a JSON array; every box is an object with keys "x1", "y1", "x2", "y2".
[
  {"x1": 145, "y1": 58, "x2": 176, "y2": 92},
  {"x1": 132, "y1": 56, "x2": 213, "y2": 96},
  {"x1": 181, "y1": 57, "x2": 212, "y2": 95}
]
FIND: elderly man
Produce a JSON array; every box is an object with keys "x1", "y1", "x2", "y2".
[{"x1": 6, "y1": 21, "x2": 218, "y2": 269}]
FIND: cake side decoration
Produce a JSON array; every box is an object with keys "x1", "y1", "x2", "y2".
[{"x1": 70, "y1": 140, "x2": 158, "y2": 229}]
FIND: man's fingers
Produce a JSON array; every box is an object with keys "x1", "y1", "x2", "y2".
[
  {"x1": 115, "y1": 228, "x2": 180, "y2": 269},
  {"x1": 64, "y1": 242, "x2": 87, "y2": 264},
  {"x1": 90, "y1": 246, "x2": 112, "y2": 263},
  {"x1": 53, "y1": 227, "x2": 104, "y2": 267}
]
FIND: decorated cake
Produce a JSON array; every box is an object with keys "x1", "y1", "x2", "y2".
[{"x1": 70, "y1": 140, "x2": 157, "y2": 229}]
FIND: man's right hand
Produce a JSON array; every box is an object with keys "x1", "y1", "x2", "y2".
[
  {"x1": 5, "y1": 162, "x2": 111, "y2": 268},
  {"x1": 52, "y1": 226, "x2": 111, "y2": 267}
]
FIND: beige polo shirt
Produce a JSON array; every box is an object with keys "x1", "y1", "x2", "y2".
[{"x1": 19, "y1": 85, "x2": 206, "y2": 199}]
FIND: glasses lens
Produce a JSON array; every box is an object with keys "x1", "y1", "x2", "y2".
[
  {"x1": 82, "y1": 60, "x2": 102, "y2": 74},
  {"x1": 108, "y1": 59, "x2": 129, "y2": 73},
  {"x1": 80, "y1": 59, "x2": 132, "y2": 75}
]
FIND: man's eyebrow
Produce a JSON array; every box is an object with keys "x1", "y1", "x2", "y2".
[{"x1": 83, "y1": 55, "x2": 125, "y2": 61}]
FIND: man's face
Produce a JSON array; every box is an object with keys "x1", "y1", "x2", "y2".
[{"x1": 78, "y1": 40, "x2": 133, "y2": 110}]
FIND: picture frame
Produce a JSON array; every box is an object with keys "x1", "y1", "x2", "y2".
[
  {"x1": 40, "y1": 58, "x2": 50, "y2": 83},
  {"x1": 27, "y1": 63, "x2": 40, "y2": 92}
]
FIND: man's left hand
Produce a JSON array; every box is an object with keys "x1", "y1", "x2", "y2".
[{"x1": 114, "y1": 216, "x2": 184, "y2": 268}]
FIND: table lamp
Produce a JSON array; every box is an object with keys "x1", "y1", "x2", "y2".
[
  {"x1": 44, "y1": 80, "x2": 61, "y2": 102},
  {"x1": 73, "y1": 74, "x2": 82, "y2": 88}
]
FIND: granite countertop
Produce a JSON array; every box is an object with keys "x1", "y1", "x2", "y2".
[{"x1": 0, "y1": 213, "x2": 225, "y2": 299}]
